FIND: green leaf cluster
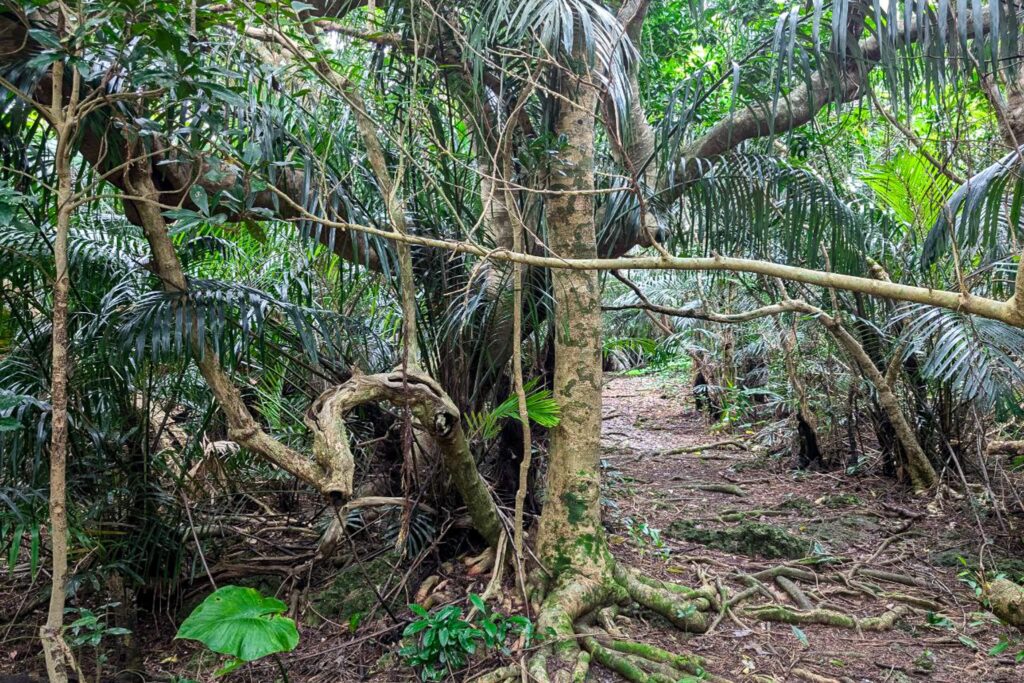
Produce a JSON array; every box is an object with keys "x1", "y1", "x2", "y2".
[{"x1": 399, "y1": 594, "x2": 532, "y2": 681}]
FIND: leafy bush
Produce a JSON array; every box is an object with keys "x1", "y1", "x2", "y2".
[
  {"x1": 176, "y1": 585, "x2": 299, "y2": 676},
  {"x1": 399, "y1": 594, "x2": 531, "y2": 681}
]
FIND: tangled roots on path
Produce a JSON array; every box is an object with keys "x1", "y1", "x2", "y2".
[
  {"x1": 525, "y1": 563, "x2": 718, "y2": 683},
  {"x1": 525, "y1": 560, "x2": 917, "y2": 683}
]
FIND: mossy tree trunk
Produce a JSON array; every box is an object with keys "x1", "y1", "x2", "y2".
[{"x1": 529, "y1": 62, "x2": 621, "y2": 681}]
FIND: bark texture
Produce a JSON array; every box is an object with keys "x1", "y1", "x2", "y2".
[
  {"x1": 988, "y1": 578, "x2": 1024, "y2": 629},
  {"x1": 307, "y1": 369, "x2": 502, "y2": 546},
  {"x1": 40, "y1": 56, "x2": 75, "y2": 683},
  {"x1": 530, "y1": 64, "x2": 621, "y2": 682}
]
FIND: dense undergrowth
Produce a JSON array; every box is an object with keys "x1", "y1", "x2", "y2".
[{"x1": 2, "y1": 0, "x2": 1024, "y2": 680}]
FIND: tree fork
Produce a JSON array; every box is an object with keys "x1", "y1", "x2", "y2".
[{"x1": 127, "y1": 167, "x2": 503, "y2": 544}]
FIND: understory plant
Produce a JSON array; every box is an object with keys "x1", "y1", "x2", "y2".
[
  {"x1": 175, "y1": 585, "x2": 300, "y2": 677},
  {"x1": 399, "y1": 594, "x2": 532, "y2": 681}
]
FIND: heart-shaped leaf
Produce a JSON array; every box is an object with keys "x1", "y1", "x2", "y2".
[{"x1": 176, "y1": 586, "x2": 299, "y2": 663}]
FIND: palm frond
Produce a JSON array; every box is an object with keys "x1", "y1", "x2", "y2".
[
  {"x1": 677, "y1": 154, "x2": 876, "y2": 275},
  {"x1": 921, "y1": 147, "x2": 1023, "y2": 270},
  {"x1": 895, "y1": 304, "x2": 1024, "y2": 408},
  {"x1": 466, "y1": 378, "x2": 561, "y2": 441},
  {"x1": 861, "y1": 150, "x2": 956, "y2": 231}
]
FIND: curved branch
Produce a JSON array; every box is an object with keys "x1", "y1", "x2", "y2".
[
  {"x1": 307, "y1": 369, "x2": 503, "y2": 546},
  {"x1": 667, "y1": 6, "x2": 994, "y2": 200},
  {"x1": 126, "y1": 166, "x2": 348, "y2": 496}
]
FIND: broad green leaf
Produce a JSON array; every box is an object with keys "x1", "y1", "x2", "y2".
[{"x1": 175, "y1": 585, "x2": 299, "y2": 663}]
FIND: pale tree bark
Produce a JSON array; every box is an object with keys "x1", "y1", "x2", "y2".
[
  {"x1": 530, "y1": 62, "x2": 619, "y2": 682},
  {"x1": 527, "y1": 58, "x2": 718, "y2": 683},
  {"x1": 799, "y1": 304, "x2": 937, "y2": 490},
  {"x1": 307, "y1": 370, "x2": 502, "y2": 545}
]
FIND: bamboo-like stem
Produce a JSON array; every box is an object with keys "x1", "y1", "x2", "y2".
[{"x1": 511, "y1": 181, "x2": 533, "y2": 597}]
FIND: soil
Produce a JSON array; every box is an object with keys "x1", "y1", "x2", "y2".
[
  {"x1": 591, "y1": 374, "x2": 1022, "y2": 683},
  {"x1": 2, "y1": 373, "x2": 1022, "y2": 682}
]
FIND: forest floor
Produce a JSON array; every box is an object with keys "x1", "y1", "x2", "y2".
[
  {"x1": 3, "y1": 373, "x2": 1023, "y2": 682},
  {"x1": 585, "y1": 373, "x2": 1022, "y2": 683}
]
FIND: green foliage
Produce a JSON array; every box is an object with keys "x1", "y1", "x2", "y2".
[
  {"x1": 955, "y1": 556, "x2": 1007, "y2": 608},
  {"x1": 466, "y1": 378, "x2": 561, "y2": 441},
  {"x1": 624, "y1": 517, "x2": 669, "y2": 559},
  {"x1": 680, "y1": 155, "x2": 871, "y2": 276},
  {"x1": 399, "y1": 595, "x2": 532, "y2": 681},
  {"x1": 988, "y1": 634, "x2": 1024, "y2": 662},
  {"x1": 895, "y1": 305, "x2": 1024, "y2": 409},
  {"x1": 64, "y1": 603, "x2": 132, "y2": 678},
  {"x1": 922, "y1": 148, "x2": 1024, "y2": 270},
  {"x1": 176, "y1": 585, "x2": 299, "y2": 676},
  {"x1": 861, "y1": 151, "x2": 955, "y2": 231},
  {"x1": 65, "y1": 603, "x2": 132, "y2": 649},
  {"x1": 621, "y1": 360, "x2": 680, "y2": 378}
]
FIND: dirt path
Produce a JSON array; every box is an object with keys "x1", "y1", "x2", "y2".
[{"x1": 597, "y1": 373, "x2": 1021, "y2": 683}]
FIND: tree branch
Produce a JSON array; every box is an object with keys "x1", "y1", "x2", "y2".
[{"x1": 668, "y1": 6, "x2": 992, "y2": 200}]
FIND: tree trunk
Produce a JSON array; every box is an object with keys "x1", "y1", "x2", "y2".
[
  {"x1": 799, "y1": 307, "x2": 937, "y2": 490},
  {"x1": 40, "y1": 57, "x2": 75, "y2": 683},
  {"x1": 526, "y1": 50, "x2": 714, "y2": 683},
  {"x1": 779, "y1": 317, "x2": 822, "y2": 468},
  {"x1": 535, "y1": 70, "x2": 612, "y2": 580},
  {"x1": 530, "y1": 65, "x2": 620, "y2": 680}
]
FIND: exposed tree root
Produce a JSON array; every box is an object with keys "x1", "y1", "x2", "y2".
[
  {"x1": 742, "y1": 604, "x2": 909, "y2": 630},
  {"x1": 465, "y1": 546, "x2": 497, "y2": 576},
  {"x1": 582, "y1": 631, "x2": 706, "y2": 675},
  {"x1": 614, "y1": 565, "x2": 713, "y2": 632},
  {"x1": 986, "y1": 440, "x2": 1024, "y2": 455},
  {"x1": 856, "y1": 568, "x2": 923, "y2": 587},
  {"x1": 714, "y1": 508, "x2": 792, "y2": 522},
  {"x1": 524, "y1": 557, "x2": 922, "y2": 682},
  {"x1": 578, "y1": 627, "x2": 725, "y2": 683},
  {"x1": 882, "y1": 592, "x2": 943, "y2": 611},
  {"x1": 659, "y1": 439, "x2": 748, "y2": 456},
  {"x1": 469, "y1": 664, "x2": 520, "y2": 683},
  {"x1": 668, "y1": 482, "x2": 747, "y2": 496},
  {"x1": 775, "y1": 575, "x2": 815, "y2": 610},
  {"x1": 791, "y1": 667, "x2": 842, "y2": 683}
]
